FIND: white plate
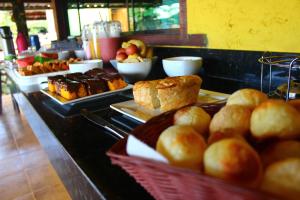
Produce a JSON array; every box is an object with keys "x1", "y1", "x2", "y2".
[
  {"x1": 41, "y1": 84, "x2": 133, "y2": 105},
  {"x1": 110, "y1": 89, "x2": 229, "y2": 123}
]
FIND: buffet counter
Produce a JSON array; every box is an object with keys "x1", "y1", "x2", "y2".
[{"x1": 5, "y1": 67, "x2": 240, "y2": 200}]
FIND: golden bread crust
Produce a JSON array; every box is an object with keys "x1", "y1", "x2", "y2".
[
  {"x1": 204, "y1": 138, "x2": 263, "y2": 187},
  {"x1": 157, "y1": 75, "x2": 202, "y2": 112},
  {"x1": 133, "y1": 75, "x2": 202, "y2": 112},
  {"x1": 250, "y1": 100, "x2": 300, "y2": 140},
  {"x1": 209, "y1": 105, "x2": 252, "y2": 136},
  {"x1": 156, "y1": 125, "x2": 206, "y2": 171},
  {"x1": 261, "y1": 158, "x2": 300, "y2": 200},
  {"x1": 133, "y1": 80, "x2": 160, "y2": 109},
  {"x1": 261, "y1": 140, "x2": 300, "y2": 167},
  {"x1": 226, "y1": 88, "x2": 268, "y2": 109},
  {"x1": 174, "y1": 106, "x2": 211, "y2": 136}
]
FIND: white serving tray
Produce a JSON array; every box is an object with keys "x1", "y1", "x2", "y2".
[
  {"x1": 110, "y1": 89, "x2": 229, "y2": 123},
  {"x1": 41, "y1": 84, "x2": 133, "y2": 105}
]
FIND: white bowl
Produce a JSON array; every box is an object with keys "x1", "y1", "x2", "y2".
[
  {"x1": 69, "y1": 59, "x2": 103, "y2": 73},
  {"x1": 162, "y1": 56, "x2": 203, "y2": 77},
  {"x1": 117, "y1": 59, "x2": 152, "y2": 83},
  {"x1": 74, "y1": 49, "x2": 87, "y2": 60},
  {"x1": 58, "y1": 50, "x2": 71, "y2": 60}
]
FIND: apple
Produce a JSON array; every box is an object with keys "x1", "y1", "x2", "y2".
[
  {"x1": 116, "y1": 48, "x2": 126, "y2": 55},
  {"x1": 125, "y1": 44, "x2": 139, "y2": 55},
  {"x1": 116, "y1": 52, "x2": 128, "y2": 62}
]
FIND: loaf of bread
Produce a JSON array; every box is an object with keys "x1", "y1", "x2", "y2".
[{"x1": 133, "y1": 75, "x2": 202, "y2": 112}]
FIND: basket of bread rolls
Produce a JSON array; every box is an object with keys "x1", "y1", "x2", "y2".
[{"x1": 107, "y1": 86, "x2": 300, "y2": 200}]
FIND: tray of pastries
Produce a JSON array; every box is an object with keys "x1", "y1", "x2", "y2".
[{"x1": 41, "y1": 68, "x2": 131, "y2": 105}]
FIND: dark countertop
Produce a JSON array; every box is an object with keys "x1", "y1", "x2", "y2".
[{"x1": 7, "y1": 67, "x2": 251, "y2": 200}]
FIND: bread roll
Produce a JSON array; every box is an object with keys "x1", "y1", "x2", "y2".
[
  {"x1": 261, "y1": 140, "x2": 300, "y2": 167},
  {"x1": 133, "y1": 80, "x2": 160, "y2": 109},
  {"x1": 156, "y1": 125, "x2": 206, "y2": 170},
  {"x1": 226, "y1": 88, "x2": 268, "y2": 109},
  {"x1": 204, "y1": 138, "x2": 262, "y2": 187},
  {"x1": 157, "y1": 75, "x2": 202, "y2": 111},
  {"x1": 174, "y1": 106, "x2": 211, "y2": 136},
  {"x1": 250, "y1": 100, "x2": 300, "y2": 140},
  {"x1": 261, "y1": 158, "x2": 300, "y2": 200},
  {"x1": 133, "y1": 75, "x2": 202, "y2": 112},
  {"x1": 209, "y1": 105, "x2": 252, "y2": 136}
]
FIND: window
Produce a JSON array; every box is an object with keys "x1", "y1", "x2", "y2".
[{"x1": 67, "y1": 0, "x2": 180, "y2": 36}]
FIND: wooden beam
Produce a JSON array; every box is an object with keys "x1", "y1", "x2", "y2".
[{"x1": 51, "y1": 0, "x2": 69, "y2": 40}]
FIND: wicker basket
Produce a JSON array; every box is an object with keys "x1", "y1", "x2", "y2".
[{"x1": 107, "y1": 106, "x2": 278, "y2": 200}]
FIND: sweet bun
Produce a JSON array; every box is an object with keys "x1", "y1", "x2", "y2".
[
  {"x1": 250, "y1": 100, "x2": 300, "y2": 140},
  {"x1": 209, "y1": 105, "x2": 252, "y2": 136},
  {"x1": 204, "y1": 138, "x2": 262, "y2": 187},
  {"x1": 260, "y1": 158, "x2": 300, "y2": 200},
  {"x1": 226, "y1": 88, "x2": 268, "y2": 109},
  {"x1": 207, "y1": 131, "x2": 245, "y2": 145},
  {"x1": 174, "y1": 106, "x2": 211, "y2": 136},
  {"x1": 156, "y1": 125, "x2": 206, "y2": 170},
  {"x1": 261, "y1": 140, "x2": 300, "y2": 167}
]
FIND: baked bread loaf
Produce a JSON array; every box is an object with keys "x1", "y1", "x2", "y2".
[
  {"x1": 226, "y1": 88, "x2": 268, "y2": 109},
  {"x1": 133, "y1": 80, "x2": 160, "y2": 109},
  {"x1": 157, "y1": 76, "x2": 202, "y2": 111},
  {"x1": 261, "y1": 140, "x2": 300, "y2": 167},
  {"x1": 204, "y1": 138, "x2": 263, "y2": 187},
  {"x1": 156, "y1": 125, "x2": 206, "y2": 170},
  {"x1": 174, "y1": 106, "x2": 211, "y2": 136},
  {"x1": 209, "y1": 105, "x2": 252, "y2": 136},
  {"x1": 250, "y1": 100, "x2": 300, "y2": 140},
  {"x1": 260, "y1": 158, "x2": 300, "y2": 200},
  {"x1": 133, "y1": 75, "x2": 202, "y2": 112}
]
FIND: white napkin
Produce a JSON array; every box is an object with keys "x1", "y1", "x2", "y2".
[{"x1": 126, "y1": 135, "x2": 169, "y2": 164}]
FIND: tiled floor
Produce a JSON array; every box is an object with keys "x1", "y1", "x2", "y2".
[{"x1": 0, "y1": 95, "x2": 71, "y2": 200}]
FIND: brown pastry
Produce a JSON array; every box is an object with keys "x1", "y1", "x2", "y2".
[
  {"x1": 156, "y1": 125, "x2": 206, "y2": 171},
  {"x1": 226, "y1": 88, "x2": 268, "y2": 109},
  {"x1": 250, "y1": 100, "x2": 300, "y2": 140},
  {"x1": 133, "y1": 80, "x2": 160, "y2": 109},
  {"x1": 209, "y1": 105, "x2": 252, "y2": 136},
  {"x1": 59, "y1": 80, "x2": 87, "y2": 100},
  {"x1": 260, "y1": 158, "x2": 300, "y2": 200},
  {"x1": 204, "y1": 138, "x2": 263, "y2": 187},
  {"x1": 98, "y1": 73, "x2": 127, "y2": 91},
  {"x1": 174, "y1": 106, "x2": 211, "y2": 136},
  {"x1": 133, "y1": 75, "x2": 202, "y2": 112},
  {"x1": 260, "y1": 140, "x2": 300, "y2": 167},
  {"x1": 81, "y1": 78, "x2": 108, "y2": 95},
  {"x1": 47, "y1": 75, "x2": 65, "y2": 93},
  {"x1": 157, "y1": 75, "x2": 202, "y2": 112}
]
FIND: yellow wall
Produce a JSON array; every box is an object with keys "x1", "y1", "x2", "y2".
[{"x1": 187, "y1": 0, "x2": 300, "y2": 53}]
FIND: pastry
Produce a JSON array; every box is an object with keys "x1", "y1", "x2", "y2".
[
  {"x1": 47, "y1": 75, "x2": 65, "y2": 93},
  {"x1": 98, "y1": 73, "x2": 127, "y2": 91},
  {"x1": 260, "y1": 158, "x2": 300, "y2": 200},
  {"x1": 204, "y1": 138, "x2": 262, "y2": 187},
  {"x1": 226, "y1": 88, "x2": 268, "y2": 109},
  {"x1": 174, "y1": 106, "x2": 211, "y2": 136},
  {"x1": 209, "y1": 105, "x2": 252, "y2": 136},
  {"x1": 59, "y1": 80, "x2": 87, "y2": 100},
  {"x1": 250, "y1": 100, "x2": 300, "y2": 139},
  {"x1": 133, "y1": 80, "x2": 160, "y2": 109},
  {"x1": 81, "y1": 78, "x2": 108, "y2": 95},
  {"x1": 133, "y1": 75, "x2": 202, "y2": 112},
  {"x1": 260, "y1": 140, "x2": 300, "y2": 167},
  {"x1": 156, "y1": 125, "x2": 206, "y2": 170}
]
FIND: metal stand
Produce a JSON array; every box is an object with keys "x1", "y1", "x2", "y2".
[{"x1": 258, "y1": 54, "x2": 300, "y2": 101}]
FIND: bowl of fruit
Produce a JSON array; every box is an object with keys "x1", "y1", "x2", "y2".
[{"x1": 113, "y1": 40, "x2": 153, "y2": 83}]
